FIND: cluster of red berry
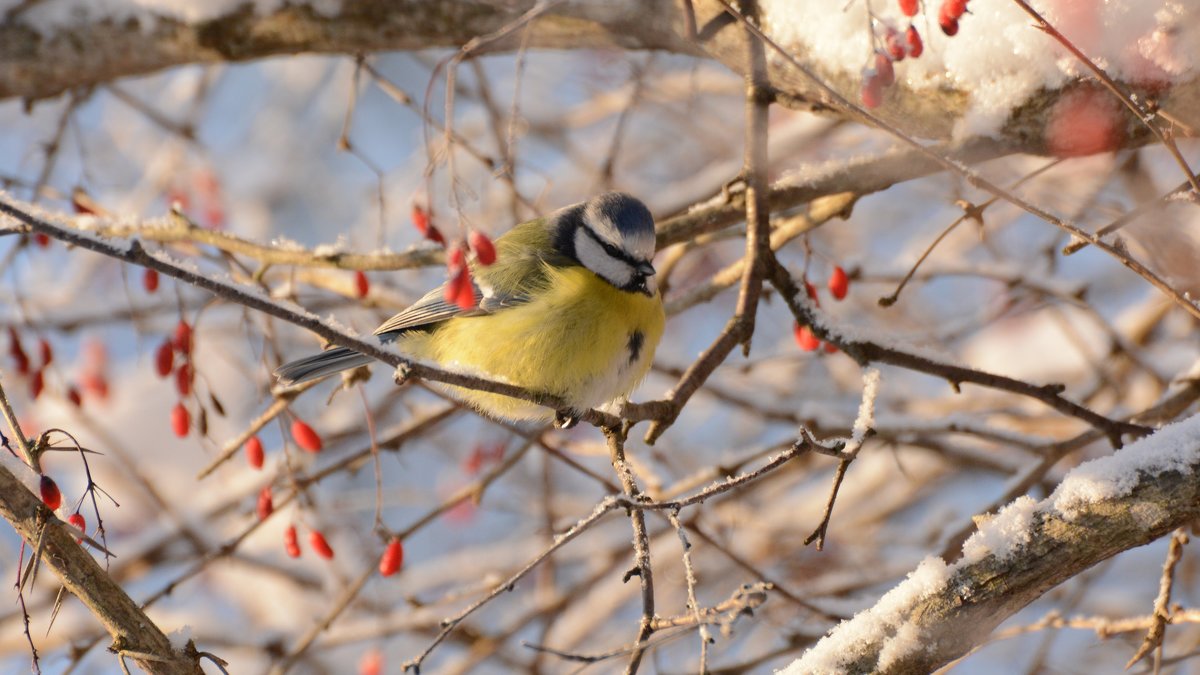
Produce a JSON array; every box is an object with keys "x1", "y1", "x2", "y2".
[
  {"x1": 794, "y1": 265, "x2": 850, "y2": 352},
  {"x1": 412, "y1": 203, "x2": 498, "y2": 310},
  {"x1": 861, "y1": 0, "x2": 971, "y2": 109}
]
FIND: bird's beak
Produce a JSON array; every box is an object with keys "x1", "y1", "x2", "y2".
[{"x1": 637, "y1": 263, "x2": 657, "y2": 296}]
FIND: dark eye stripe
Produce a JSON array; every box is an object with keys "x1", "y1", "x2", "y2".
[{"x1": 581, "y1": 224, "x2": 644, "y2": 269}]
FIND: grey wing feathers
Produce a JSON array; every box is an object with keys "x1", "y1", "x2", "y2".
[
  {"x1": 372, "y1": 285, "x2": 483, "y2": 337},
  {"x1": 274, "y1": 347, "x2": 372, "y2": 385}
]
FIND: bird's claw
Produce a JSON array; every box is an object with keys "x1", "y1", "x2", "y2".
[{"x1": 553, "y1": 410, "x2": 580, "y2": 430}]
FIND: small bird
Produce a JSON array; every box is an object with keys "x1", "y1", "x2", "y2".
[{"x1": 275, "y1": 192, "x2": 665, "y2": 426}]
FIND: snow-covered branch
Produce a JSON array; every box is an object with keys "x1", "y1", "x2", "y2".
[
  {"x1": 785, "y1": 414, "x2": 1200, "y2": 675},
  {"x1": 0, "y1": 0, "x2": 690, "y2": 103}
]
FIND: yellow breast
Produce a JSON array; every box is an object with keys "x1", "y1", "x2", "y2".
[{"x1": 399, "y1": 265, "x2": 665, "y2": 421}]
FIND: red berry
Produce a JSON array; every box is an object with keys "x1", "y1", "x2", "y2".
[
  {"x1": 359, "y1": 649, "x2": 383, "y2": 675},
  {"x1": 171, "y1": 402, "x2": 190, "y2": 438},
  {"x1": 828, "y1": 266, "x2": 850, "y2": 300},
  {"x1": 256, "y1": 486, "x2": 274, "y2": 520},
  {"x1": 9, "y1": 329, "x2": 29, "y2": 375},
  {"x1": 468, "y1": 230, "x2": 497, "y2": 266},
  {"x1": 67, "y1": 512, "x2": 86, "y2": 542},
  {"x1": 154, "y1": 340, "x2": 174, "y2": 378},
  {"x1": 379, "y1": 538, "x2": 404, "y2": 577},
  {"x1": 939, "y1": 9, "x2": 959, "y2": 36},
  {"x1": 875, "y1": 52, "x2": 895, "y2": 88},
  {"x1": 38, "y1": 339, "x2": 52, "y2": 367},
  {"x1": 906, "y1": 25, "x2": 924, "y2": 58},
  {"x1": 942, "y1": 0, "x2": 967, "y2": 19},
  {"x1": 81, "y1": 372, "x2": 108, "y2": 400},
  {"x1": 67, "y1": 386, "x2": 82, "y2": 407},
  {"x1": 885, "y1": 28, "x2": 906, "y2": 62},
  {"x1": 175, "y1": 363, "x2": 193, "y2": 397},
  {"x1": 445, "y1": 267, "x2": 476, "y2": 311},
  {"x1": 899, "y1": 0, "x2": 918, "y2": 16},
  {"x1": 354, "y1": 270, "x2": 369, "y2": 298},
  {"x1": 284, "y1": 525, "x2": 301, "y2": 558},
  {"x1": 30, "y1": 369, "x2": 44, "y2": 400},
  {"x1": 309, "y1": 530, "x2": 335, "y2": 559},
  {"x1": 39, "y1": 475, "x2": 62, "y2": 510},
  {"x1": 33, "y1": 232, "x2": 50, "y2": 248},
  {"x1": 412, "y1": 204, "x2": 446, "y2": 245},
  {"x1": 172, "y1": 320, "x2": 193, "y2": 355},
  {"x1": 861, "y1": 72, "x2": 884, "y2": 109},
  {"x1": 143, "y1": 268, "x2": 159, "y2": 293},
  {"x1": 447, "y1": 245, "x2": 466, "y2": 271},
  {"x1": 824, "y1": 341, "x2": 840, "y2": 354},
  {"x1": 245, "y1": 436, "x2": 264, "y2": 469},
  {"x1": 794, "y1": 325, "x2": 821, "y2": 352},
  {"x1": 291, "y1": 419, "x2": 322, "y2": 453}
]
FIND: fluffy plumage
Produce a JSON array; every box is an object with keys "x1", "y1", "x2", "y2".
[{"x1": 275, "y1": 192, "x2": 665, "y2": 422}]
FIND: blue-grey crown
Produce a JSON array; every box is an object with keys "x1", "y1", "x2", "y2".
[{"x1": 583, "y1": 192, "x2": 656, "y2": 262}]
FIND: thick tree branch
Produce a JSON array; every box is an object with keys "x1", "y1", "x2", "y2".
[
  {"x1": 0, "y1": 0, "x2": 692, "y2": 103},
  {"x1": 786, "y1": 414, "x2": 1200, "y2": 674}
]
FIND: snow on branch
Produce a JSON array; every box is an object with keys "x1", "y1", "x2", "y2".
[
  {"x1": 784, "y1": 413, "x2": 1200, "y2": 675},
  {"x1": 0, "y1": 0, "x2": 688, "y2": 103}
]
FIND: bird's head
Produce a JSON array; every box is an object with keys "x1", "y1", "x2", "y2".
[{"x1": 562, "y1": 192, "x2": 658, "y2": 296}]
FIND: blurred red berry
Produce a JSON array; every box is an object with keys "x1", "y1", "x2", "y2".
[
  {"x1": 354, "y1": 270, "x2": 369, "y2": 298},
  {"x1": 67, "y1": 512, "x2": 86, "y2": 542},
  {"x1": 30, "y1": 369, "x2": 44, "y2": 400},
  {"x1": 359, "y1": 649, "x2": 383, "y2": 675},
  {"x1": 39, "y1": 475, "x2": 62, "y2": 510},
  {"x1": 942, "y1": 0, "x2": 967, "y2": 19},
  {"x1": 875, "y1": 52, "x2": 895, "y2": 88},
  {"x1": 175, "y1": 363, "x2": 193, "y2": 397},
  {"x1": 824, "y1": 341, "x2": 840, "y2": 354},
  {"x1": 794, "y1": 325, "x2": 821, "y2": 352},
  {"x1": 828, "y1": 266, "x2": 850, "y2": 300},
  {"x1": 154, "y1": 340, "x2": 174, "y2": 378},
  {"x1": 885, "y1": 28, "x2": 906, "y2": 61},
  {"x1": 9, "y1": 329, "x2": 29, "y2": 375},
  {"x1": 172, "y1": 320, "x2": 193, "y2": 355},
  {"x1": 309, "y1": 530, "x2": 335, "y2": 559},
  {"x1": 171, "y1": 402, "x2": 189, "y2": 438},
  {"x1": 939, "y1": 8, "x2": 960, "y2": 35},
  {"x1": 284, "y1": 525, "x2": 301, "y2": 558},
  {"x1": 412, "y1": 204, "x2": 446, "y2": 245},
  {"x1": 33, "y1": 232, "x2": 50, "y2": 248},
  {"x1": 38, "y1": 339, "x2": 52, "y2": 367},
  {"x1": 861, "y1": 72, "x2": 884, "y2": 109},
  {"x1": 256, "y1": 486, "x2": 274, "y2": 520},
  {"x1": 906, "y1": 25, "x2": 924, "y2": 58},
  {"x1": 67, "y1": 386, "x2": 82, "y2": 407},
  {"x1": 899, "y1": 0, "x2": 918, "y2": 16},
  {"x1": 143, "y1": 268, "x2": 159, "y2": 293},
  {"x1": 380, "y1": 538, "x2": 404, "y2": 576},
  {"x1": 245, "y1": 436, "x2": 264, "y2": 469},
  {"x1": 447, "y1": 245, "x2": 466, "y2": 271},
  {"x1": 291, "y1": 419, "x2": 322, "y2": 453},
  {"x1": 445, "y1": 267, "x2": 475, "y2": 311},
  {"x1": 468, "y1": 230, "x2": 497, "y2": 265},
  {"x1": 81, "y1": 372, "x2": 108, "y2": 400}
]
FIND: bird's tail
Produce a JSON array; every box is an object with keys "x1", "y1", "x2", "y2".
[{"x1": 274, "y1": 347, "x2": 373, "y2": 386}]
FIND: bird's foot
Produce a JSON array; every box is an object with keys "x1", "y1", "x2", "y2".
[{"x1": 553, "y1": 409, "x2": 581, "y2": 430}]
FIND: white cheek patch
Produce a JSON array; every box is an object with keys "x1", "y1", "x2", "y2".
[{"x1": 574, "y1": 227, "x2": 634, "y2": 288}]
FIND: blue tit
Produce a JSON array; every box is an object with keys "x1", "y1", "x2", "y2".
[{"x1": 275, "y1": 192, "x2": 665, "y2": 425}]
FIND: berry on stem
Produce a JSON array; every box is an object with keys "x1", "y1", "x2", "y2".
[
  {"x1": 291, "y1": 419, "x2": 322, "y2": 453},
  {"x1": 353, "y1": 270, "x2": 369, "y2": 298},
  {"x1": 309, "y1": 530, "x2": 335, "y2": 559},
  {"x1": 67, "y1": 512, "x2": 86, "y2": 543},
  {"x1": 172, "y1": 321, "x2": 193, "y2": 355},
  {"x1": 175, "y1": 363, "x2": 193, "y2": 397},
  {"x1": 468, "y1": 230, "x2": 497, "y2": 266},
  {"x1": 899, "y1": 0, "x2": 918, "y2": 17},
  {"x1": 256, "y1": 486, "x2": 274, "y2": 520},
  {"x1": 245, "y1": 436, "x2": 264, "y2": 469},
  {"x1": 829, "y1": 265, "x2": 850, "y2": 300},
  {"x1": 284, "y1": 525, "x2": 301, "y2": 558},
  {"x1": 171, "y1": 402, "x2": 190, "y2": 437},
  {"x1": 794, "y1": 325, "x2": 821, "y2": 352},
  {"x1": 40, "y1": 475, "x2": 62, "y2": 510},
  {"x1": 906, "y1": 25, "x2": 924, "y2": 58},
  {"x1": 154, "y1": 340, "x2": 174, "y2": 378},
  {"x1": 379, "y1": 538, "x2": 404, "y2": 576},
  {"x1": 143, "y1": 268, "x2": 159, "y2": 293}
]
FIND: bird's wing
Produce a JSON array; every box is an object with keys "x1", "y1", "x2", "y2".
[
  {"x1": 371, "y1": 278, "x2": 531, "y2": 338},
  {"x1": 373, "y1": 213, "x2": 573, "y2": 337}
]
